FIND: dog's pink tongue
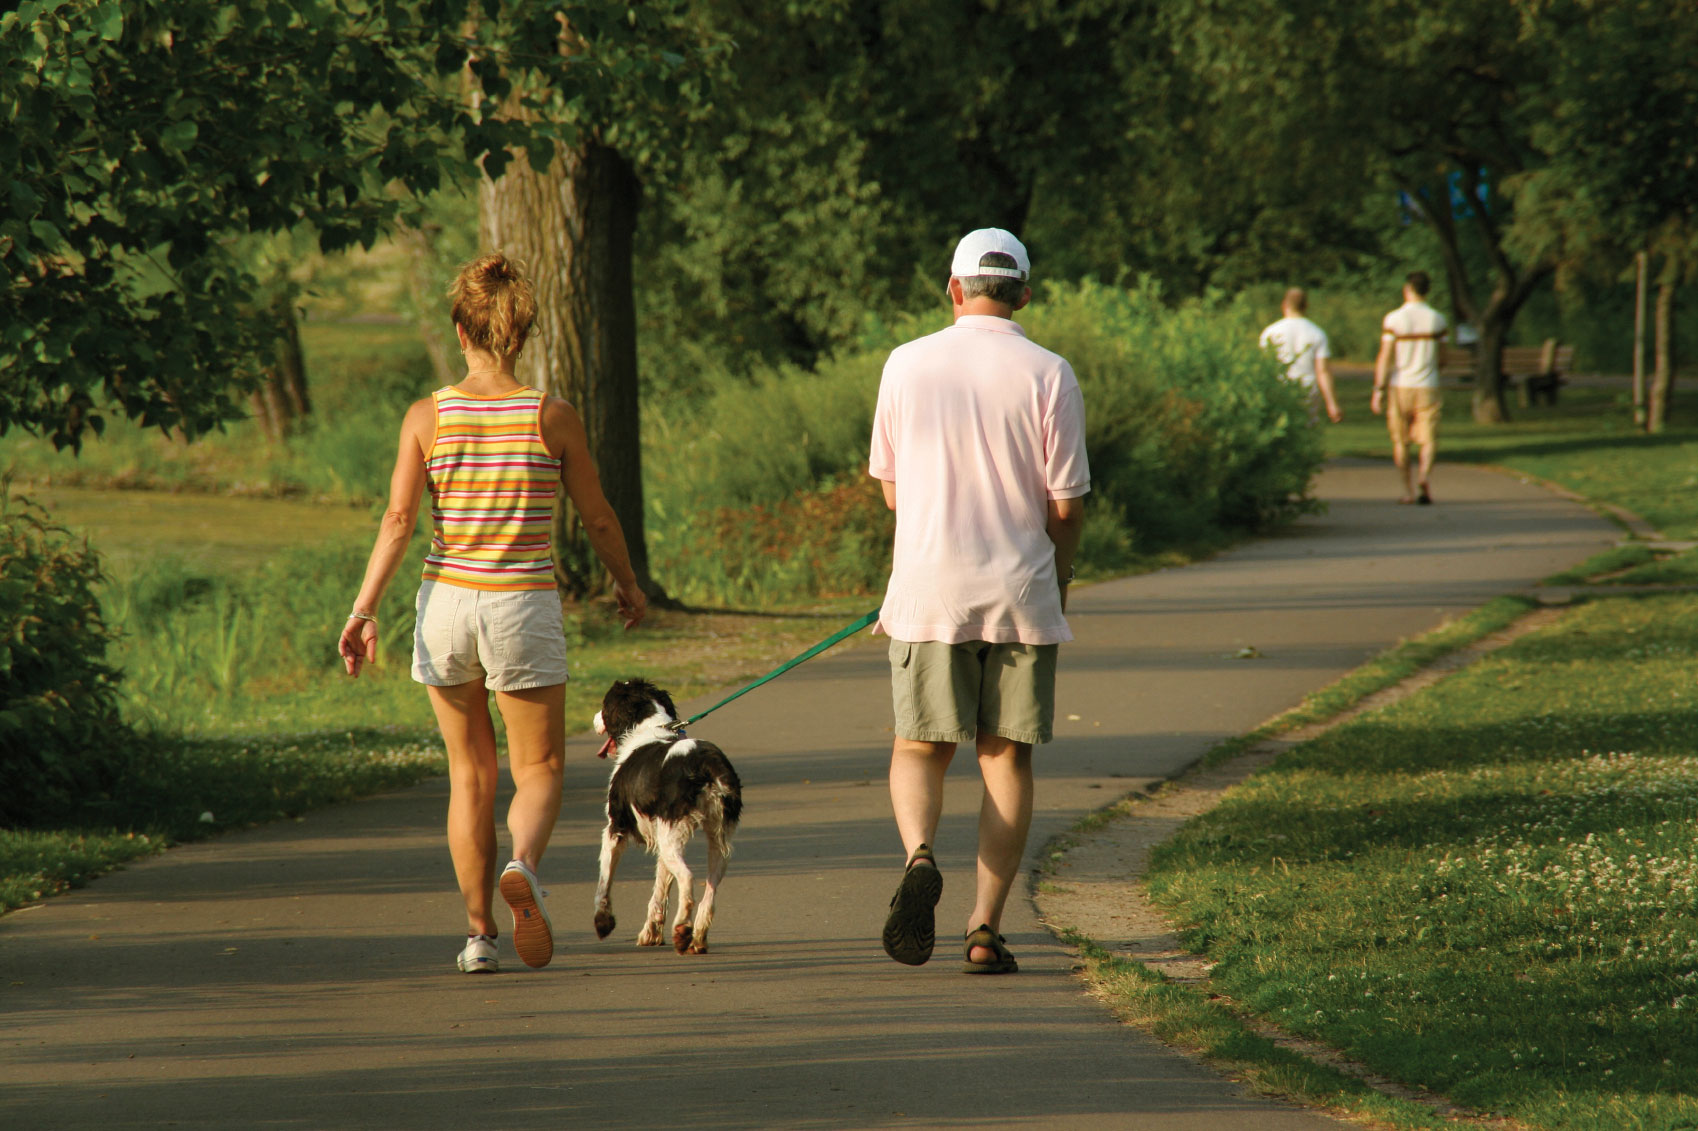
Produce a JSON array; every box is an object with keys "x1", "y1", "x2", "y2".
[{"x1": 595, "y1": 734, "x2": 616, "y2": 759}]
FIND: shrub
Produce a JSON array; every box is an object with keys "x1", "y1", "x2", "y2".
[
  {"x1": 0, "y1": 487, "x2": 140, "y2": 826},
  {"x1": 642, "y1": 279, "x2": 1326, "y2": 604}
]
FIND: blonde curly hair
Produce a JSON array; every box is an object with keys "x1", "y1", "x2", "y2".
[{"x1": 449, "y1": 253, "x2": 536, "y2": 356}]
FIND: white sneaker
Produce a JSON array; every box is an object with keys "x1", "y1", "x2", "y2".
[
  {"x1": 456, "y1": 933, "x2": 499, "y2": 974},
  {"x1": 499, "y1": 860, "x2": 555, "y2": 968}
]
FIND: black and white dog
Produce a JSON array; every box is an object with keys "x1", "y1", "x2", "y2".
[{"x1": 591, "y1": 679, "x2": 742, "y2": 955}]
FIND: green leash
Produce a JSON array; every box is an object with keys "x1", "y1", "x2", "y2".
[{"x1": 683, "y1": 608, "x2": 881, "y2": 726}]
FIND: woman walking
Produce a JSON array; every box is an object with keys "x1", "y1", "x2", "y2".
[{"x1": 339, "y1": 253, "x2": 646, "y2": 973}]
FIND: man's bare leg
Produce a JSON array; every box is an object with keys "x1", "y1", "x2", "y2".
[
  {"x1": 1390, "y1": 439, "x2": 1415, "y2": 502},
  {"x1": 890, "y1": 737, "x2": 955, "y2": 860},
  {"x1": 1416, "y1": 441, "x2": 1437, "y2": 500},
  {"x1": 967, "y1": 733, "x2": 1033, "y2": 963}
]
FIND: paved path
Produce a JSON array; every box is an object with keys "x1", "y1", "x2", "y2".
[{"x1": 0, "y1": 460, "x2": 1614, "y2": 1130}]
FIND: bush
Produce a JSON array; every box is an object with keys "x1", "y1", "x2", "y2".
[
  {"x1": 0, "y1": 487, "x2": 141, "y2": 826},
  {"x1": 642, "y1": 279, "x2": 1326, "y2": 604}
]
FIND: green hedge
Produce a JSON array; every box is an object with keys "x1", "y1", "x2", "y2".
[
  {"x1": 643, "y1": 279, "x2": 1324, "y2": 603},
  {"x1": 0, "y1": 488, "x2": 138, "y2": 826}
]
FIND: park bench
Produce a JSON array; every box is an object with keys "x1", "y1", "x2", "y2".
[{"x1": 1437, "y1": 339, "x2": 1573, "y2": 406}]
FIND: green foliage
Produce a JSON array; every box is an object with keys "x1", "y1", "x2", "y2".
[
  {"x1": 0, "y1": 485, "x2": 138, "y2": 826},
  {"x1": 0, "y1": 321, "x2": 440, "y2": 503},
  {"x1": 1028, "y1": 280, "x2": 1324, "y2": 544},
  {"x1": 644, "y1": 280, "x2": 1325, "y2": 604},
  {"x1": 0, "y1": 0, "x2": 702, "y2": 449},
  {"x1": 1507, "y1": 0, "x2": 1698, "y2": 282},
  {"x1": 103, "y1": 527, "x2": 432, "y2": 734}
]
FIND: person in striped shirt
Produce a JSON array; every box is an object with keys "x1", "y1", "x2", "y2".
[{"x1": 339, "y1": 253, "x2": 646, "y2": 974}]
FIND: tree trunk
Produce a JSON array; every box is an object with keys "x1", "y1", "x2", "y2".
[
  {"x1": 479, "y1": 139, "x2": 664, "y2": 601},
  {"x1": 1647, "y1": 278, "x2": 1676, "y2": 433},
  {"x1": 1470, "y1": 318, "x2": 1510, "y2": 423},
  {"x1": 250, "y1": 292, "x2": 309, "y2": 441},
  {"x1": 1469, "y1": 265, "x2": 1552, "y2": 424}
]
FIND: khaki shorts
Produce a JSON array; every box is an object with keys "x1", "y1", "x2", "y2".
[
  {"x1": 889, "y1": 638, "x2": 1058, "y2": 745},
  {"x1": 411, "y1": 581, "x2": 570, "y2": 691},
  {"x1": 1387, "y1": 386, "x2": 1442, "y2": 447}
]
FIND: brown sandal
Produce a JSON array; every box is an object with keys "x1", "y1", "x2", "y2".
[
  {"x1": 882, "y1": 845, "x2": 942, "y2": 966},
  {"x1": 962, "y1": 924, "x2": 1018, "y2": 974}
]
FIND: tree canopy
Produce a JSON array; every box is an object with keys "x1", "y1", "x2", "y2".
[{"x1": 1, "y1": 0, "x2": 682, "y2": 449}]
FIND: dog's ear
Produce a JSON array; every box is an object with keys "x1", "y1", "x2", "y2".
[{"x1": 655, "y1": 687, "x2": 679, "y2": 723}]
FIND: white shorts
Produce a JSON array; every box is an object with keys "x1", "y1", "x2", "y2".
[{"x1": 410, "y1": 581, "x2": 570, "y2": 691}]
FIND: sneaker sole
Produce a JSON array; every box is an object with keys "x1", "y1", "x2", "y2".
[
  {"x1": 882, "y1": 864, "x2": 942, "y2": 966},
  {"x1": 456, "y1": 958, "x2": 499, "y2": 974},
  {"x1": 500, "y1": 869, "x2": 555, "y2": 969}
]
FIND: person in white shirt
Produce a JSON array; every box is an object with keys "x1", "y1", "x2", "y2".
[
  {"x1": 1371, "y1": 271, "x2": 1449, "y2": 504},
  {"x1": 1259, "y1": 288, "x2": 1342, "y2": 424},
  {"x1": 868, "y1": 228, "x2": 1090, "y2": 975}
]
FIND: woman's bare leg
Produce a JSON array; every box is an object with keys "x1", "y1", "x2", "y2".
[{"x1": 427, "y1": 681, "x2": 500, "y2": 936}]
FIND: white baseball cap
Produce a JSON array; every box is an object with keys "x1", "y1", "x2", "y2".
[{"x1": 950, "y1": 228, "x2": 1030, "y2": 281}]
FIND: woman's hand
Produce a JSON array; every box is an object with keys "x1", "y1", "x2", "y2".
[
  {"x1": 339, "y1": 617, "x2": 378, "y2": 677},
  {"x1": 613, "y1": 579, "x2": 648, "y2": 630}
]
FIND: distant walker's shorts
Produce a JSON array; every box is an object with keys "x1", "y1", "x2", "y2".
[
  {"x1": 411, "y1": 580, "x2": 570, "y2": 692},
  {"x1": 890, "y1": 638, "x2": 1058, "y2": 745},
  {"x1": 1386, "y1": 386, "x2": 1442, "y2": 448}
]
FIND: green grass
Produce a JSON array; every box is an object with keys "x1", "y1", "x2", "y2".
[
  {"x1": 1144, "y1": 592, "x2": 1698, "y2": 1130},
  {"x1": 1325, "y1": 384, "x2": 1698, "y2": 539},
  {"x1": 1059, "y1": 929, "x2": 1453, "y2": 1130},
  {"x1": 1610, "y1": 548, "x2": 1698, "y2": 587},
  {"x1": 1543, "y1": 544, "x2": 1660, "y2": 586},
  {"x1": 0, "y1": 322, "x2": 437, "y2": 503},
  {"x1": 0, "y1": 729, "x2": 446, "y2": 910},
  {"x1": 28, "y1": 485, "x2": 375, "y2": 572}
]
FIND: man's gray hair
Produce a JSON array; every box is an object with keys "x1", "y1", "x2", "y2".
[{"x1": 957, "y1": 252, "x2": 1028, "y2": 306}]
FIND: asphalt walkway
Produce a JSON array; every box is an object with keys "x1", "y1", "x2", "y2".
[{"x1": 0, "y1": 459, "x2": 1615, "y2": 1130}]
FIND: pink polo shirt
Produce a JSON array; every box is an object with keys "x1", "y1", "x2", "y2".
[{"x1": 869, "y1": 314, "x2": 1091, "y2": 645}]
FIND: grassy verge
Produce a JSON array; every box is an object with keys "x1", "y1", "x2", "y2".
[
  {"x1": 1143, "y1": 592, "x2": 1698, "y2": 1130},
  {"x1": 1, "y1": 577, "x2": 879, "y2": 914},
  {"x1": 1061, "y1": 928, "x2": 1454, "y2": 1129}
]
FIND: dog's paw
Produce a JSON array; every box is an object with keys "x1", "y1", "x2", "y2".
[
  {"x1": 636, "y1": 924, "x2": 664, "y2": 946},
  {"x1": 672, "y1": 923, "x2": 693, "y2": 954},
  {"x1": 594, "y1": 910, "x2": 616, "y2": 940},
  {"x1": 686, "y1": 939, "x2": 709, "y2": 955}
]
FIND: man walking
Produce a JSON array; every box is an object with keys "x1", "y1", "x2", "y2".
[
  {"x1": 1371, "y1": 271, "x2": 1449, "y2": 504},
  {"x1": 1259, "y1": 287, "x2": 1342, "y2": 424},
  {"x1": 868, "y1": 228, "x2": 1090, "y2": 974}
]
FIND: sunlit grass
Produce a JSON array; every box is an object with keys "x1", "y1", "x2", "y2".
[{"x1": 1145, "y1": 593, "x2": 1698, "y2": 1130}]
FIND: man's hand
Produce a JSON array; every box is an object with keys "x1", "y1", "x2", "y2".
[
  {"x1": 1370, "y1": 388, "x2": 1385, "y2": 417},
  {"x1": 613, "y1": 579, "x2": 648, "y2": 630},
  {"x1": 1326, "y1": 399, "x2": 1344, "y2": 424}
]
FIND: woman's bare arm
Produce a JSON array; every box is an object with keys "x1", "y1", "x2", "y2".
[
  {"x1": 339, "y1": 398, "x2": 433, "y2": 676},
  {"x1": 542, "y1": 397, "x2": 646, "y2": 628}
]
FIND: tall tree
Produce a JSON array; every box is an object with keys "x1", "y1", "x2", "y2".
[
  {"x1": 1166, "y1": 0, "x2": 1569, "y2": 421},
  {"x1": 1, "y1": 0, "x2": 684, "y2": 452},
  {"x1": 637, "y1": 0, "x2": 1170, "y2": 384},
  {"x1": 1506, "y1": 0, "x2": 1698, "y2": 433},
  {"x1": 472, "y1": 4, "x2": 718, "y2": 599}
]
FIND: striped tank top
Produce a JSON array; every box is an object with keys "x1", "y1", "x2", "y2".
[{"x1": 421, "y1": 386, "x2": 561, "y2": 591}]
